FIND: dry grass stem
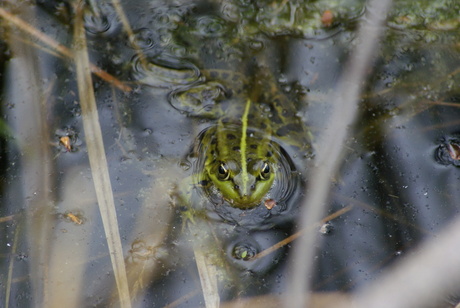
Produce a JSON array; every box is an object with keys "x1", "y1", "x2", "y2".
[
  {"x1": 221, "y1": 292, "x2": 351, "y2": 308},
  {"x1": 6, "y1": 5, "x2": 55, "y2": 305},
  {"x1": 0, "y1": 7, "x2": 132, "y2": 92},
  {"x1": 194, "y1": 248, "x2": 220, "y2": 308},
  {"x1": 73, "y1": 2, "x2": 131, "y2": 307},
  {"x1": 163, "y1": 290, "x2": 201, "y2": 308},
  {"x1": 286, "y1": 0, "x2": 394, "y2": 306},
  {"x1": 110, "y1": 0, "x2": 146, "y2": 67},
  {"x1": 342, "y1": 215, "x2": 460, "y2": 308},
  {"x1": 0, "y1": 215, "x2": 14, "y2": 223}
]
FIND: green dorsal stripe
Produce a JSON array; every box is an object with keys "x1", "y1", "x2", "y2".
[{"x1": 240, "y1": 99, "x2": 251, "y2": 193}]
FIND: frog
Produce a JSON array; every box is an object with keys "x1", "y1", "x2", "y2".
[{"x1": 170, "y1": 65, "x2": 313, "y2": 212}]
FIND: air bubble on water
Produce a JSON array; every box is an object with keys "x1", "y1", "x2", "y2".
[{"x1": 142, "y1": 128, "x2": 153, "y2": 136}]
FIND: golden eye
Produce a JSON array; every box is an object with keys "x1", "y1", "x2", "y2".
[
  {"x1": 217, "y1": 163, "x2": 230, "y2": 180},
  {"x1": 260, "y1": 162, "x2": 270, "y2": 180}
]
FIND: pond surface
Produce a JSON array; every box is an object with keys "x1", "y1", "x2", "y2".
[{"x1": 0, "y1": 0, "x2": 459, "y2": 307}]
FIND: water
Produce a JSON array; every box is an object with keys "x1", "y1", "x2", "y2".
[{"x1": 0, "y1": 0, "x2": 459, "y2": 307}]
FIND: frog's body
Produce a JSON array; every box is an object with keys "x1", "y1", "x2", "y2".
[{"x1": 173, "y1": 66, "x2": 312, "y2": 210}]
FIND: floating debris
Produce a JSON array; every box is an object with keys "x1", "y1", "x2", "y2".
[
  {"x1": 63, "y1": 212, "x2": 84, "y2": 225},
  {"x1": 435, "y1": 138, "x2": 460, "y2": 167},
  {"x1": 319, "y1": 222, "x2": 333, "y2": 235},
  {"x1": 232, "y1": 243, "x2": 257, "y2": 261},
  {"x1": 264, "y1": 198, "x2": 277, "y2": 210},
  {"x1": 321, "y1": 10, "x2": 334, "y2": 27}
]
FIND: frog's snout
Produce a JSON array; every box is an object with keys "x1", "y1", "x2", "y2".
[{"x1": 232, "y1": 173, "x2": 256, "y2": 198}]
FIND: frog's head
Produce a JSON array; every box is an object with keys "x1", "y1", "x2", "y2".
[
  {"x1": 199, "y1": 125, "x2": 279, "y2": 209},
  {"x1": 205, "y1": 156, "x2": 276, "y2": 209}
]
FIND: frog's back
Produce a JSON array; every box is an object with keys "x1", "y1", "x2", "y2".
[{"x1": 202, "y1": 66, "x2": 312, "y2": 159}]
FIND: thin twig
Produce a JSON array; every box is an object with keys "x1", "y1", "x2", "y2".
[
  {"x1": 253, "y1": 205, "x2": 353, "y2": 260},
  {"x1": 110, "y1": 0, "x2": 149, "y2": 70},
  {"x1": 163, "y1": 289, "x2": 200, "y2": 308}
]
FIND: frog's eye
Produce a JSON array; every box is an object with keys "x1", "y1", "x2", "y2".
[
  {"x1": 260, "y1": 162, "x2": 271, "y2": 180},
  {"x1": 217, "y1": 163, "x2": 230, "y2": 180}
]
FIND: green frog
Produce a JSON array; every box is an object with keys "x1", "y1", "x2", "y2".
[{"x1": 170, "y1": 65, "x2": 313, "y2": 211}]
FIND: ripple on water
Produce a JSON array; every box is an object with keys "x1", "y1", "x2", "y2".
[
  {"x1": 226, "y1": 229, "x2": 287, "y2": 275},
  {"x1": 83, "y1": 3, "x2": 120, "y2": 36},
  {"x1": 131, "y1": 54, "x2": 203, "y2": 88},
  {"x1": 130, "y1": 28, "x2": 157, "y2": 50},
  {"x1": 168, "y1": 81, "x2": 227, "y2": 116},
  {"x1": 193, "y1": 15, "x2": 229, "y2": 38}
]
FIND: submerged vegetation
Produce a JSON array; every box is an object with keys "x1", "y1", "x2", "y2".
[{"x1": 0, "y1": 0, "x2": 459, "y2": 307}]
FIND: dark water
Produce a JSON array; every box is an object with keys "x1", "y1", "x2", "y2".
[{"x1": 0, "y1": 0, "x2": 459, "y2": 307}]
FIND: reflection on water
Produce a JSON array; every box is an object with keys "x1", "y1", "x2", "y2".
[{"x1": 0, "y1": 0, "x2": 459, "y2": 307}]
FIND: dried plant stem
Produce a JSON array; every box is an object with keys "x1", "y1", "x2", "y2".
[
  {"x1": 6, "y1": 5, "x2": 55, "y2": 305},
  {"x1": 0, "y1": 7, "x2": 131, "y2": 92},
  {"x1": 194, "y1": 248, "x2": 220, "y2": 308},
  {"x1": 346, "y1": 215, "x2": 460, "y2": 308},
  {"x1": 0, "y1": 215, "x2": 14, "y2": 223},
  {"x1": 110, "y1": 0, "x2": 148, "y2": 67},
  {"x1": 73, "y1": 3, "x2": 131, "y2": 308},
  {"x1": 253, "y1": 205, "x2": 353, "y2": 260},
  {"x1": 285, "y1": 0, "x2": 393, "y2": 307}
]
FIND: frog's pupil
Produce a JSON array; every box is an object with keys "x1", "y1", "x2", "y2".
[
  {"x1": 218, "y1": 164, "x2": 227, "y2": 175},
  {"x1": 262, "y1": 163, "x2": 270, "y2": 174}
]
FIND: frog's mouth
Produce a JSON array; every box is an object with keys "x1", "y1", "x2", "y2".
[{"x1": 225, "y1": 195, "x2": 262, "y2": 209}]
